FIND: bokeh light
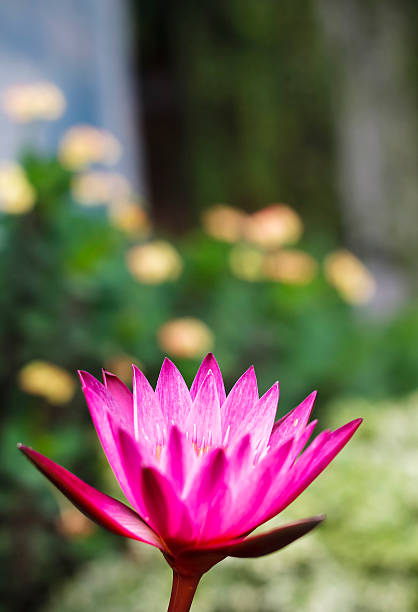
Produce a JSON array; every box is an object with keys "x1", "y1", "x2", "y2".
[
  {"x1": 325, "y1": 250, "x2": 376, "y2": 304},
  {"x1": 59, "y1": 125, "x2": 121, "y2": 170},
  {"x1": 0, "y1": 162, "x2": 36, "y2": 214},
  {"x1": 1, "y1": 81, "x2": 66, "y2": 123},
  {"x1": 244, "y1": 204, "x2": 303, "y2": 249},
  {"x1": 126, "y1": 240, "x2": 182, "y2": 284},
  {"x1": 157, "y1": 317, "x2": 214, "y2": 358},
  {"x1": 17, "y1": 361, "x2": 76, "y2": 405}
]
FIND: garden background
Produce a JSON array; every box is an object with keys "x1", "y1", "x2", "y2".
[{"x1": 0, "y1": 1, "x2": 417, "y2": 611}]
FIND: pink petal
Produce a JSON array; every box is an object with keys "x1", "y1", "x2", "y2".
[
  {"x1": 194, "y1": 515, "x2": 325, "y2": 558},
  {"x1": 226, "y1": 438, "x2": 294, "y2": 536},
  {"x1": 269, "y1": 391, "x2": 317, "y2": 449},
  {"x1": 140, "y1": 466, "x2": 194, "y2": 547},
  {"x1": 109, "y1": 424, "x2": 149, "y2": 517},
  {"x1": 78, "y1": 373, "x2": 137, "y2": 507},
  {"x1": 79, "y1": 370, "x2": 134, "y2": 434},
  {"x1": 230, "y1": 381, "x2": 279, "y2": 450},
  {"x1": 102, "y1": 370, "x2": 133, "y2": 415},
  {"x1": 156, "y1": 358, "x2": 192, "y2": 427},
  {"x1": 263, "y1": 418, "x2": 362, "y2": 523},
  {"x1": 227, "y1": 434, "x2": 252, "y2": 481},
  {"x1": 162, "y1": 425, "x2": 195, "y2": 493},
  {"x1": 197, "y1": 483, "x2": 232, "y2": 543},
  {"x1": 186, "y1": 370, "x2": 222, "y2": 448},
  {"x1": 18, "y1": 444, "x2": 163, "y2": 549},
  {"x1": 133, "y1": 365, "x2": 166, "y2": 447},
  {"x1": 185, "y1": 448, "x2": 228, "y2": 520},
  {"x1": 190, "y1": 353, "x2": 226, "y2": 405},
  {"x1": 221, "y1": 366, "x2": 258, "y2": 442}
]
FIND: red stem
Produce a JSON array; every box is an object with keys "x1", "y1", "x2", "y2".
[{"x1": 167, "y1": 571, "x2": 201, "y2": 612}]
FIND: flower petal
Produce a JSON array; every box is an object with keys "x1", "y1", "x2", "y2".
[
  {"x1": 190, "y1": 353, "x2": 226, "y2": 405},
  {"x1": 133, "y1": 365, "x2": 165, "y2": 446},
  {"x1": 195, "y1": 515, "x2": 325, "y2": 558},
  {"x1": 162, "y1": 425, "x2": 195, "y2": 493},
  {"x1": 78, "y1": 372, "x2": 137, "y2": 507},
  {"x1": 184, "y1": 448, "x2": 227, "y2": 519},
  {"x1": 269, "y1": 391, "x2": 316, "y2": 448},
  {"x1": 17, "y1": 444, "x2": 163, "y2": 549},
  {"x1": 263, "y1": 418, "x2": 362, "y2": 523},
  {"x1": 79, "y1": 370, "x2": 134, "y2": 434},
  {"x1": 156, "y1": 358, "x2": 192, "y2": 426},
  {"x1": 102, "y1": 370, "x2": 133, "y2": 415},
  {"x1": 140, "y1": 466, "x2": 194, "y2": 548},
  {"x1": 231, "y1": 381, "x2": 279, "y2": 451},
  {"x1": 186, "y1": 370, "x2": 222, "y2": 448},
  {"x1": 221, "y1": 366, "x2": 258, "y2": 442}
]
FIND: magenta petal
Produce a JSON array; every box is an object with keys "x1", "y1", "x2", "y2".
[
  {"x1": 18, "y1": 445, "x2": 163, "y2": 549},
  {"x1": 79, "y1": 370, "x2": 134, "y2": 434},
  {"x1": 140, "y1": 466, "x2": 194, "y2": 546},
  {"x1": 269, "y1": 391, "x2": 317, "y2": 449},
  {"x1": 187, "y1": 370, "x2": 222, "y2": 448},
  {"x1": 190, "y1": 353, "x2": 226, "y2": 405},
  {"x1": 110, "y1": 425, "x2": 150, "y2": 518},
  {"x1": 79, "y1": 379, "x2": 137, "y2": 507},
  {"x1": 231, "y1": 381, "x2": 279, "y2": 450},
  {"x1": 221, "y1": 366, "x2": 258, "y2": 442},
  {"x1": 102, "y1": 370, "x2": 133, "y2": 415},
  {"x1": 133, "y1": 365, "x2": 166, "y2": 446},
  {"x1": 186, "y1": 448, "x2": 227, "y2": 506},
  {"x1": 163, "y1": 425, "x2": 194, "y2": 493},
  {"x1": 264, "y1": 418, "x2": 362, "y2": 523},
  {"x1": 204, "y1": 515, "x2": 325, "y2": 558},
  {"x1": 156, "y1": 358, "x2": 192, "y2": 426},
  {"x1": 227, "y1": 434, "x2": 252, "y2": 481}
]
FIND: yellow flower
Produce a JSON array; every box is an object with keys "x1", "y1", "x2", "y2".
[
  {"x1": 18, "y1": 361, "x2": 76, "y2": 405},
  {"x1": 2, "y1": 81, "x2": 66, "y2": 123},
  {"x1": 126, "y1": 241, "x2": 182, "y2": 284},
  {"x1": 59, "y1": 125, "x2": 121, "y2": 169},
  {"x1": 245, "y1": 204, "x2": 303, "y2": 249},
  {"x1": 325, "y1": 250, "x2": 376, "y2": 304},
  {"x1": 0, "y1": 163, "x2": 36, "y2": 214},
  {"x1": 263, "y1": 250, "x2": 318, "y2": 285},
  {"x1": 202, "y1": 204, "x2": 247, "y2": 243},
  {"x1": 71, "y1": 171, "x2": 131, "y2": 206},
  {"x1": 157, "y1": 318, "x2": 214, "y2": 359},
  {"x1": 229, "y1": 244, "x2": 264, "y2": 281},
  {"x1": 108, "y1": 200, "x2": 151, "y2": 236}
]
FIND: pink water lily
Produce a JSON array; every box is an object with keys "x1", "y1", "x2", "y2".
[{"x1": 18, "y1": 354, "x2": 361, "y2": 611}]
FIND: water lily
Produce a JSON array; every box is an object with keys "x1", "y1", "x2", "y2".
[{"x1": 18, "y1": 354, "x2": 361, "y2": 611}]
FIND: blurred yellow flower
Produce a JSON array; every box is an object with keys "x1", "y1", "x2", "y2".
[
  {"x1": 0, "y1": 163, "x2": 36, "y2": 214},
  {"x1": 108, "y1": 200, "x2": 151, "y2": 236},
  {"x1": 157, "y1": 317, "x2": 214, "y2": 359},
  {"x1": 105, "y1": 355, "x2": 143, "y2": 386},
  {"x1": 263, "y1": 249, "x2": 318, "y2": 285},
  {"x1": 18, "y1": 360, "x2": 76, "y2": 405},
  {"x1": 71, "y1": 171, "x2": 131, "y2": 206},
  {"x1": 59, "y1": 125, "x2": 121, "y2": 170},
  {"x1": 245, "y1": 204, "x2": 303, "y2": 249},
  {"x1": 229, "y1": 244, "x2": 264, "y2": 281},
  {"x1": 325, "y1": 250, "x2": 376, "y2": 304},
  {"x1": 2, "y1": 81, "x2": 66, "y2": 123},
  {"x1": 126, "y1": 241, "x2": 182, "y2": 284},
  {"x1": 202, "y1": 204, "x2": 247, "y2": 243}
]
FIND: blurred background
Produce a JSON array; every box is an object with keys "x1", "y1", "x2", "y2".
[{"x1": 0, "y1": 1, "x2": 417, "y2": 611}]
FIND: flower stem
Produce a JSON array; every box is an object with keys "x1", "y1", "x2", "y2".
[{"x1": 167, "y1": 571, "x2": 201, "y2": 612}]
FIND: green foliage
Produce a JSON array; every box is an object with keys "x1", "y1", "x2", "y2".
[{"x1": 43, "y1": 393, "x2": 418, "y2": 612}]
